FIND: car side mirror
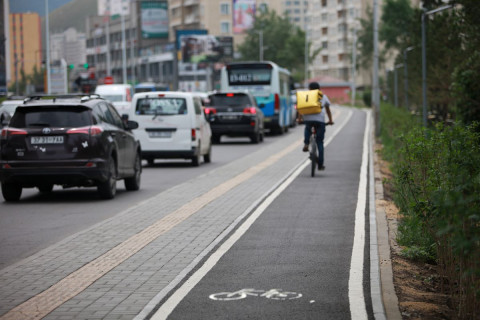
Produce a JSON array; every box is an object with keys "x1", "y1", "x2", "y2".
[{"x1": 126, "y1": 120, "x2": 139, "y2": 130}]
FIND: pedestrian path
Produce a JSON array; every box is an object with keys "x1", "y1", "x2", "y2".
[{"x1": 0, "y1": 107, "x2": 376, "y2": 320}]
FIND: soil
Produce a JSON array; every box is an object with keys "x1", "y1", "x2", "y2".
[{"x1": 375, "y1": 144, "x2": 453, "y2": 320}]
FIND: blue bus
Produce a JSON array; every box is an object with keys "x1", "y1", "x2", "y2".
[{"x1": 220, "y1": 61, "x2": 293, "y2": 134}]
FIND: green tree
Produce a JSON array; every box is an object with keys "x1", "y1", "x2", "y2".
[{"x1": 236, "y1": 9, "x2": 318, "y2": 83}]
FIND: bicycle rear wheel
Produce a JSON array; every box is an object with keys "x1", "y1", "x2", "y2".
[{"x1": 310, "y1": 141, "x2": 318, "y2": 177}]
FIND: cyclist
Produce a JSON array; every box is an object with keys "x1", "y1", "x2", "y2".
[{"x1": 299, "y1": 82, "x2": 334, "y2": 170}]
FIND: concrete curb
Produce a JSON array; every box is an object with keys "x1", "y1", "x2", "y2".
[{"x1": 373, "y1": 136, "x2": 402, "y2": 320}]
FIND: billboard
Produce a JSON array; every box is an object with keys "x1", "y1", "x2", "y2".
[
  {"x1": 141, "y1": 2, "x2": 168, "y2": 39},
  {"x1": 233, "y1": 0, "x2": 255, "y2": 34},
  {"x1": 180, "y1": 35, "x2": 233, "y2": 63},
  {"x1": 98, "y1": 0, "x2": 130, "y2": 16}
]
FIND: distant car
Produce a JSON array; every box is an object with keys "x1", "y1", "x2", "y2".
[
  {"x1": 129, "y1": 91, "x2": 212, "y2": 166},
  {"x1": 206, "y1": 91, "x2": 265, "y2": 144},
  {"x1": 0, "y1": 97, "x2": 25, "y2": 128},
  {"x1": 0, "y1": 95, "x2": 142, "y2": 201},
  {"x1": 94, "y1": 84, "x2": 133, "y2": 115}
]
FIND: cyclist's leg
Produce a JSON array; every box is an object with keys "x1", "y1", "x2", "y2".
[
  {"x1": 315, "y1": 122, "x2": 326, "y2": 168},
  {"x1": 303, "y1": 121, "x2": 313, "y2": 151}
]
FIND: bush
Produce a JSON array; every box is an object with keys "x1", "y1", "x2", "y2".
[
  {"x1": 362, "y1": 90, "x2": 372, "y2": 107},
  {"x1": 380, "y1": 103, "x2": 480, "y2": 318}
]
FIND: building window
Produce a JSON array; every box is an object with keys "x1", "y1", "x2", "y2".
[
  {"x1": 322, "y1": 55, "x2": 328, "y2": 63},
  {"x1": 322, "y1": 41, "x2": 328, "y2": 49},
  {"x1": 220, "y1": 3, "x2": 230, "y2": 15},
  {"x1": 221, "y1": 22, "x2": 230, "y2": 34},
  {"x1": 258, "y1": 3, "x2": 268, "y2": 12},
  {"x1": 322, "y1": 0, "x2": 327, "y2": 7},
  {"x1": 286, "y1": 1, "x2": 291, "y2": 5},
  {"x1": 338, "y1": 23, "x2": 346, "y2": 33},
  {"x1": 322, "y1": 27, "x2": 328, "y2": 35},
  {"x1": 338, "y1": 53, "x2": 345, "y2": 61}
]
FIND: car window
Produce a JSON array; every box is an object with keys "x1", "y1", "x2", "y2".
[
  {"x1": 193, "y1": 98, "x2": 202, "y2": 115},
  {"x1": 97, "y1": 102, "x2": 123, "y2": 128},
  {"x1": 209, "y1": 94, "x2": 252, "y2": 107},
  {"x1": 9, "y1": 106, "x2": 92, "y2": 128},
  {"x1": 106, "y1": 103, "x2": 124, "y2": 128},
  {"x1": 135, "y1": 98, "x2": 188, "y2": 115}
]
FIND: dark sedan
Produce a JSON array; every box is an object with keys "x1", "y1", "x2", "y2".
[{"x1": 206, "y1": 92, "x2": 265, "y2": 144}]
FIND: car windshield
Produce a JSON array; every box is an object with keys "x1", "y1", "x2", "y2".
[
  {"x1": 135, "y1": 98, "x2": 187, "y2": 115},
  {"x1": 101, "y1": 94, "x2": 124, "y2": 103},
  {"x1": 209, "y1": 94, "x2": 251, "y2": 107},
  {"x1": 9, "y1": 107, "x2": 92, "y2": 128}
]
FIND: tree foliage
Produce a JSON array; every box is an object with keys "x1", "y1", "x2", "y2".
[{"x1": 236, "y1": 9, "x2": 317, "y2": 82}]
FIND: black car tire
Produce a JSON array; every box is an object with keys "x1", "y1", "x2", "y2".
[
  {"x1": 98, "y1": 155, "x2": 117, "y2": 199},
  {"x1": 124, "y1": 152, "x2": 141, "y2": 191},
  {"x1": 250, "y1": 131, "x2": 260, "y2": 144},
  {"x1": 2, "y1": 183, "x2": 22, "y2": 202},
  {"x1": 38, "y1": 184, "x2": 54, "y2": 193},
  {"x1": 212, "y1": 135, "x2": 221, "y2": 144},
  {"x1": 191, "y1": 144, "x2": 201, "y2": 167},
  {"x1": 204, "y1": 144, "x2": 212, "y2": 163}
]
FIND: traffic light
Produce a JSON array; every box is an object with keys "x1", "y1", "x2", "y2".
[
  {"x1": 83, "y1": 63, "x2": 89, "y2": 69},
  {"x1": 69, "y1": 64, "x2": 75, "y2": 70}
]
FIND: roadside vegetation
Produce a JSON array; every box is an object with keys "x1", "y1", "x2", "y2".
[{"x1": 379, "y1": 103, "x2": 480, "y2": 319}]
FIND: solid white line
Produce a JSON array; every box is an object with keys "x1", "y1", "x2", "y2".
[
  {"x1": 348, "y1": 110, "x2": 370, "y2": 319},
  {"x1": 149, "y1": 110, "x2": 353, "y2": 320}
]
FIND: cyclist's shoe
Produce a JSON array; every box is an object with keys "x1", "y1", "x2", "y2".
[
  {"x1": 302, "y1": 145, "x2": 309, "y2": 152},
  {"x1": 318, "y1": 164, "x2": 325, "y2": 171}
]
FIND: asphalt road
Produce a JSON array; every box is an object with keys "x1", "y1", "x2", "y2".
[{"x1": 0, "y1": 134, "x2": 278, "y2": 270}]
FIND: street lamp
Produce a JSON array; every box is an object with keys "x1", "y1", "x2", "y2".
[
  {"x1": 421, "y1": 4, "x2": 453, "y2": 127},
  {"x1": 45, "y1": 0, "x2": 51, "y2": 94},
  {"x1": 255, "y1": 30, "x2": 264, "y2": 61},
  {"x1": 403, "y1": 46, "x2": 414, "y2": 110}
]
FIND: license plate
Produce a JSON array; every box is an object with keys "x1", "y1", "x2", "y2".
[
  {"x1": 222, "y1": 115, "x2": 239, "y2": 120},
  {"x1": 31, "y1": 136, "x2": 64, "y2": 144},
  {"x1": 148, "y1": 131, "x2": 172, "y2": 138}
]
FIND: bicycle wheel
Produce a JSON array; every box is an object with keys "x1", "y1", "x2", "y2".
[{"x1": 310, "y1": 140, "x2": 317, "y2": 177}]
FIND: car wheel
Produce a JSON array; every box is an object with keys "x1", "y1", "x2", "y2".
[
  {"x1": 37, "y1": 184, "x2": 54, "y2": 193},
  {"x1": 192, "y1": 144, "x2": 201, "y2": 167},
  {"x1": 98, "y1": 155, "x2": 117, "y2": 199},
  {"x1": 1, "y1": 183, "x2": 22, "y2": 202},
  {"x1": 204, "y1": 144, "x2": 212, "y2": 163},
  {"x1": 212, "y1": 135, "x2": 221, "y2": 144},
  {"x1": 124, "y1": 152, "x2": 141, "y2": 191},
  {"x1": 250, "y1": 131, "x2": 260, "y2": 144}
]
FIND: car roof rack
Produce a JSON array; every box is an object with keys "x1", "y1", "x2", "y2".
[{"x1": 23, "y1": 94, "x2": 103, "y2": 104}]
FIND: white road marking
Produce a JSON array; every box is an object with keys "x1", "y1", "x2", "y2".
[
  {"x1": 348, "y1": 110, "x2": 370, "y2": 320},
  {"x1": 149, "y1": 110, "x2": 353, "y2": 320}
]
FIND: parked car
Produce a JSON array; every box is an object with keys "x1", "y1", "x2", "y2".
[
  {"x1": 0, "y1": 95, "x2": 142, "y2": 201},
  {"x1": 0, "y1": 96, "x2": 26, "y2": 128},
  {"x1": 206, "y1": 91, "x2": 265, "y2": 144},
  {"x1": 129, "y1": 91, "x2": 212, "y2": 166},
  {"x1": 94, "y1": 84, "x2": 133, "y2": 114}
]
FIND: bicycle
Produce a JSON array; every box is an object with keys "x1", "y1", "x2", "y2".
[{"x1": 308, "y1": 122, "x2": 333, "y2": 177}]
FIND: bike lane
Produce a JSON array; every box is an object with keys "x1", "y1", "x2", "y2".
[{"x1": 150, "y1": 109, "x2": 372, "y2": 320}]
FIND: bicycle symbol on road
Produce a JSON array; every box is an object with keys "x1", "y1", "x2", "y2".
[{"x1": 209, "y1": 288, "x2": 302, "y2": 301}]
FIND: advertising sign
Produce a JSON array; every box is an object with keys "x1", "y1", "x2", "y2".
[
  {"x1": 98, "y1": 0, "x2": 130, "y2": 16},
  {"x1": 141, "y1": 2, "x2": 168, "y2": 39},
  {"x1": 233, "y1": 0, "x2": 255, "y2": 34},
  {"x1": 180, "y1": 35, "x2": 233, "y2": 63}
]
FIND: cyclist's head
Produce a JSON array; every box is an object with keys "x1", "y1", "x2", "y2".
[{"x1": 308, "y1": 82, "x2": 321, "y2": 90}]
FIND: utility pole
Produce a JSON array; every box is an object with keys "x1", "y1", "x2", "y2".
[
  {"x1": 45, "y1": 0, "x2": 51, "y2": 94},
  {"x1": 403, "y1": 46, "x2": 414, "y2": 110},
  {"x1": 372, "y1": 0, "x2": 380, "y2": 136}
]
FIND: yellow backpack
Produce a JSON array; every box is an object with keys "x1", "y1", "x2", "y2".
[{"x1": 296, "y1": 89, "x2": 323, "y2": 115}]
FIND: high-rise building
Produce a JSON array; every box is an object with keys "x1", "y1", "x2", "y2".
[
  {"x1": 51, "y1": 28, "x2": 86, "y2": 66},
  {"x1": 8, "y1": 12, "x2": 42, "y2": 87}
]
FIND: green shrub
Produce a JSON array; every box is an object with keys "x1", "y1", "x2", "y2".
[{"x1": 362, "y1": 90, "x2": 372, "y2": 107}]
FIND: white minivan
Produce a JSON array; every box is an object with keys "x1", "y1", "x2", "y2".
[
  {"x1": 95, "y1": 84, "x2": 132, "y2": 114},
  {"x1": 129, "y1": 91, "x2": 212, "y2": 166}
]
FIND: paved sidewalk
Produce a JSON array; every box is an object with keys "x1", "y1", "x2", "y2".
[{"x1": 0, "y1": 107, "x2": 400, "y2": 320}]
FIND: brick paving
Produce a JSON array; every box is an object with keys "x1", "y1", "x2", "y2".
[{"x1": 0, "y1": 114, "x2": 333, "y2": 320}]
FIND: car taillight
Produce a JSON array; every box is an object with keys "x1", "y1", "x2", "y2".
[
  {"x1": 243, "y1": 107, "x2": 256, "y2": 114},
  {"x1": 226, "y1": 93, "x2": 234, "y2": 97},
  {"x1": 191, "y1": 128, "x2": 196, "y2": 141},
  {"x1": 204, "y1": 107, "x2": 217, "y2": 115},
  {"x1": 1, "y1": 128, "x2": 28, "y2": 139},
  {"x1": 67, "y1": 126, "x2": 103, "y2": 136},
  {"x1": 274, "y1": 94, "x2": 280, "y2": 112}
]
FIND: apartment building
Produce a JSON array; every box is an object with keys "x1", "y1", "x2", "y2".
[{"x1": 8, "y1": 12, "x2": 42, "y2": 87}]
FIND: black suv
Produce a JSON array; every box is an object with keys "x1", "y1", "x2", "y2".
[
  {"x1": 0, "y1": 95, "x2": 141, "y2": 201},
  {"x1": 206, "y1": 92, "x2": 264, "y2": 144}
]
